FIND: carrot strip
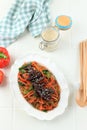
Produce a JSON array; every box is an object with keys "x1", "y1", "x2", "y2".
[{"x1": 24, "y1": 91, "x2": 34, "y2": 98}]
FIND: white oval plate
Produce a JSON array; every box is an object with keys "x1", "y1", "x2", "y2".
[{"x1": 10, "y1": 53, "x2": 69, "y2": 120}]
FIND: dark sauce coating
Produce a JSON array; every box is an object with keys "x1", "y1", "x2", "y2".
[{"x1": 25, "y1": 64, "x2": 54, "y2": 101}]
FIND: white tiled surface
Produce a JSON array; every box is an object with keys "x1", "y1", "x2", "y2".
[
  {"x1": 0, "y1": 0, "x2": 87, "y2": 130},
  {"x1": 0, "y1": 108, "x2": 13, "y2": 130}
]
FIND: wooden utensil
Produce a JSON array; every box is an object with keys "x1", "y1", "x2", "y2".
[
  {"x1": 85, "y1": 41, "x2": 87, "y2": 101},
  {"x1": 76, "y1": 41, "x2": 87, "y2": 107}
]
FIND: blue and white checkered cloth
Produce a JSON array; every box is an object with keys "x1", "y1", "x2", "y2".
[{"x1": 0, "y1": 0, "x2": 51, "y2": 47}]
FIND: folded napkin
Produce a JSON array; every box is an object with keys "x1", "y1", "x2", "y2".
[{"x1": 0, "y1": 0, "x2": 51, "y2": 47}]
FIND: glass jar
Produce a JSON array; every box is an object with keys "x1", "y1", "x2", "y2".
[{"x1": 39, "y1": 26, "x2": 60, "y2": 52}]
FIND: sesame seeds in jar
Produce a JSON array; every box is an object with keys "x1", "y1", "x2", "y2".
[{"x1": 39, "y1": 26, "x2": 60, "y2": 51}]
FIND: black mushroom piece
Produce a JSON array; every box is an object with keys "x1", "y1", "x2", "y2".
[{"x1": 26, "y1": 64, "x2": 54, "y2": 101}]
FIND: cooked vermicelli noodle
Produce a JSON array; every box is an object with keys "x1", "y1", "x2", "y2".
[{"x1": 18, "y1": 61, "x2": 60, "y2": 112}]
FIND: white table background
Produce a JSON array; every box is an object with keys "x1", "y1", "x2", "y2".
[{"x1": 0, "y1": 0, "x2": 87, "y2": 130}]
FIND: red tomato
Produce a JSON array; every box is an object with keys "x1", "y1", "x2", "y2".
[
  {"x1": 0, "y1": 47, "x2": 10, "y2": 68},
  {"x1": 0, "y1": 70, "x2": 4, "y2": 84}
]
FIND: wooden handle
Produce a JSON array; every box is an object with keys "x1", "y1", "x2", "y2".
[
  {"x1": 85, "y1": 41, "x2": 87, "y2": 100},
  {"x1": 80, "y1": 41, "x2": 87, "y2": 102},
  {"x1": 80, "y1": 42, "x2": 83, "y2": 90},
  {"x1": 83, "y1": 42, "x2": 86, "y2": 102}
]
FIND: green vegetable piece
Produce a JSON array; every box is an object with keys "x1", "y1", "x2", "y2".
[
  {"x1": 19, "y1": 63, "x2": 32, "y2": 73},
  {"x1": 23, "y1": 89, "x2": 29, "y2": 95},
  {"x1": 42, "y1": 69, "x2": 51, "y2": 78},
  {"x1": 19, "y1": 68, "x2": 26, "y2": 73},
  {"x1": 19, "y1": 63, "x2": 31, "y2": 70},
  {"x1": 28, "y1": 85, "x2": 33, "y2": 91},
  {"x1": 43, "y1": 110, "x2": 48, "y2": 112},
  {"x1": 18, "y1": 81, "x2": 25, "y2": 86},
  {"x1": 23, "y1": 86, "x2": 33, "y2": 95}
]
